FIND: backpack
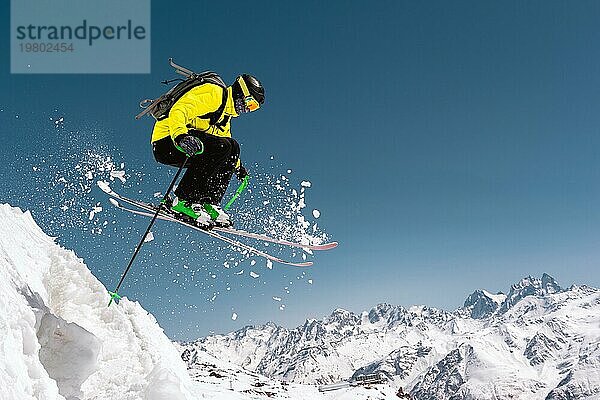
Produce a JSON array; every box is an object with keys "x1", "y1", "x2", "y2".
[{"x1": 135, "y1": 58, "x2": 227, "y2": 121}]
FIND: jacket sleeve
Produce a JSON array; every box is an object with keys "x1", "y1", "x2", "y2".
[{"x1": 168, "y1": 85, "x2": 223, "y2": 141}]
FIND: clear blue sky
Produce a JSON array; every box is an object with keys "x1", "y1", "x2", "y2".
[{"x1": 1, "y1": 1, "x2": 600, "y2": 340}]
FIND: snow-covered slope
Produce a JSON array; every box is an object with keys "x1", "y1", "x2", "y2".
[
  {"x1": 0, "y1": 204, "x2": 199, "y2": 400},
  {"x1": 178, "y1": 342, "x2": 401, "y2": 400},
  {"x1": 183, "y1": 274, "x2": 600, "y2": 399}
]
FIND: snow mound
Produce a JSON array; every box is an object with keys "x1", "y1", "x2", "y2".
[{"x1": 0, "y1": 204, "x2": 197, "y2": 400}]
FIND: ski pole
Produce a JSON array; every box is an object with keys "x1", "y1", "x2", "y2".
[
  {"x1": 108, "y1": 157, "x2": 189, "y2": 306},
  {"x1": 224, "y1": 175, "x2": 249, "y2": 211}
]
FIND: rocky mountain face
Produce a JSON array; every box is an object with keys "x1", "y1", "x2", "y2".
[
  {"x1": 498, "y1": 273, "x2": 562, "y2": 313},
  {"x1": 180, "y1": 274, "x2": 600, "y2": 399},
  {"x1": 461, "y1": 289, "x2": 506, "y2": 319}
]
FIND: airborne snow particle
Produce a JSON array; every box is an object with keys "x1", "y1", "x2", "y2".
[
  {"x1": 250, "y1": 271, "x2": 259, "y2": 278},
  {"x1": 110, "y1": 170, "x2": 127, "y2": 183},
  {"x1": 312, "y1": 209, "x2": 321, "y2": 218},
  {"x1": 266, "y1": 260, "x2": 273, "y2": 270},
  {"x1": 272, "y1": 296, "x2": 282, "y2": 301},
  {"x1": 301, "y1": 181, "x2": 312, "y2": 188},
  {"x1": 88, "y1": 206, "x2": 102, "y2": 221},
  {"x1": 144, "y1": 232, "x2": 154, "y2": 243},
  {"x1": 308, "y1": 279, "x2": 313, "y2": 284},
  {"x1": 231, "y1": 312, "x2": 238, "y2": 321}
]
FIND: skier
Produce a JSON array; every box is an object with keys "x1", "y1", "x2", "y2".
[{"x1": 150, "y1": 73, "x2": 264, "y2": 228}]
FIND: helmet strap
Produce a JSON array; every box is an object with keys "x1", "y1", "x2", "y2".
[
  {"x1": 237, "y1": 75, "x2": 251, "y2": 98},
  {"x1": 236, "y1": 75, "x2": 260, "y2": 112}
]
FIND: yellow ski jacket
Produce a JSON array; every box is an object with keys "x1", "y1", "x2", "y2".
[{"x1": 151, "y1": 83, "x2": 239, "y2": 143}]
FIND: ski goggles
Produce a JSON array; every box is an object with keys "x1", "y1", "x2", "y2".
[
  {"x1": 244, "y1": 96, "x2": 260, "y2": 112},
  {"x1": 237, "y1": 76, "x2": 261, "y2": 112}
]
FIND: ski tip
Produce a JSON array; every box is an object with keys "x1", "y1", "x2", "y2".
[
  {"x1": 290, "y1": 261, "x2": 313, "y2": 267},
  {"x1": 306, "y1": 241, "x2": 338, "y2": 251},
  {"x1": 97, "y1": 180, "x2": 113, "y2": 194},
  {"x1": 320, "y1": 241, "x2": 338, "y2": 250},
  {"x1": 109, "y1": 198, "x2": 119, "y2": 207}
]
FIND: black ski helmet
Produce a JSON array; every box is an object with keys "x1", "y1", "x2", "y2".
[{"x1": 233, "y1": 74, "x2": 265, "y2": 105}]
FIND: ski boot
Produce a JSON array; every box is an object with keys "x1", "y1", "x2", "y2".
[
  {"x1": 203, "y1": 204, "x2": 233, "y2": 228},
  {"x1": 170, "y1": 197, "x2": 214, "y2": 229}
]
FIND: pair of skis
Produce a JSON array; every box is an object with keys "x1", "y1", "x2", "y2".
[{"x1": 98, "y1": 182, "x2": 337, "y2": 268}]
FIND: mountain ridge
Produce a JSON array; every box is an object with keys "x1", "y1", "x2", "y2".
[{"x1": 181, "y1": 273, "x2": 600, "y2": 399}]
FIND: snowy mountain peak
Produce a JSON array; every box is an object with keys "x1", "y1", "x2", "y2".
[
  {"x1": 323, "y1": 308, "x2": 360, "y2": 328},
  {"x1": 367, "y1": 303, "x2": 394, "y2": 322},
  {"x1": 499, "y1": 273, "x2": 563, "y2": 313},
  {"x1": 512, "y1": 273, "x2": 562, "y2": 295},
  {"x1": 328, "y1": 307, "x2": 355, "y2": 318},
  {"x1": 461, "y1": 289, "x2": 506, "y2": 319},
  {"x1": 541, "y1": 272, "x2": 562, "y2": 292},
  {"x1": 365, "y1": 303, "x2": 409, "y2": 327}
]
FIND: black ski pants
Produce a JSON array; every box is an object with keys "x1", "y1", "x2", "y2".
[{"x1": 152, "y1": 130, "x2": 240, "y2": 204}]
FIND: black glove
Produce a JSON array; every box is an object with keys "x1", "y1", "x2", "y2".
[
  {"x1": 175, "y1": 134, "x2": 203, "y2": 157},
  {"x1": 236, "y1": 165, "x2": 248, "y2": 181}
]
